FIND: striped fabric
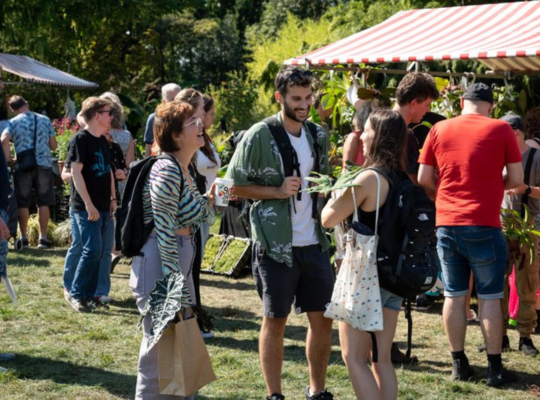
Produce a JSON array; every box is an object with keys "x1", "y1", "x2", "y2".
[
  {"x1": 143, "y1": 158, "x2": 211, "y2": 275},
  {"x1": 284, "y1": 1, "x2": 540, "y2": 72}
]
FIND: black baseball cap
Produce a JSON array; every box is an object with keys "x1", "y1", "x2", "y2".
[
  {"x1": 462, "y1": 82, "x2": 494, "y2": 103},
  {"x1": 501, "y1": 114, "x2": 525, "y2": 132}
]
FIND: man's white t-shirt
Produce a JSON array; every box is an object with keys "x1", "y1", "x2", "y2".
[{"x1": 287, "y1": 127, "x2": 318, "y2": 246}]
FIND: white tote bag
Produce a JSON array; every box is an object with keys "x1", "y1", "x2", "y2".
[{"x1": 325, "y1": 171, "x2": 384, "y2": 331}]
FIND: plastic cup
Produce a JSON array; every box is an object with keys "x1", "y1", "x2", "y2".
[{"x1": 214, "y1": 178, "x2": 234, "y2": 207}]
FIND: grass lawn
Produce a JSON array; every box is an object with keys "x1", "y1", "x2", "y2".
[{"x1": 1, "y1": 244, "x2": 539, "y2": 399}]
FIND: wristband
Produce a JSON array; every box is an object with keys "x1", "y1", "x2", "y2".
[{"x1": 525, "y1": 186, "x2": 532, "y2": 196}]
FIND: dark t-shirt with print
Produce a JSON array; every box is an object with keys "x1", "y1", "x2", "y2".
[{"x1": 67, "y1": 130, "x2": 112, "y2": 212}]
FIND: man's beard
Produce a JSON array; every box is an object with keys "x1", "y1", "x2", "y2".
[{"x1": 283, "y1": 99, "x2": 308, "y2": 123}]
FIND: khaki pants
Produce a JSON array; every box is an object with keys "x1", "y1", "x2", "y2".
[{"x1": 503, "y1": 235, "x2": 540, "y2": 337}]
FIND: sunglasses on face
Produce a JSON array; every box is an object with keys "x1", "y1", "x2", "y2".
[
  {"x1": 97, "y1": 110, "x2": 113, "y2": 116},
  {"x1": 277, "y1": 69, "x2": 313, "y2": 90},
  {"x1": 183, "y1": 117, "x2": 203, "y2": 128}
]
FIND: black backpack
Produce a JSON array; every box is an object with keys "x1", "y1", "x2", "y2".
[
  {"x1": 114, "y1": 153, "x2": 183, "y2": 257},
  {"x1": 263, "y1": 116, "x2": 321, "y2": 218},
  {"x1": 371, "y1": 168, "x2": 438, "y2": 299}
]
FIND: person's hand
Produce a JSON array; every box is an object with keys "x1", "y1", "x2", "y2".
[
  {"x1": 505, "y1": 183, "x2": 527, "y2": 196},
  {"x1": 115, "y1": 169, "x2": 126, "y2": 181},
  {"x1": 0, "y1": 219, "x2": 9, "y2": 240},
  {"x1": 277, "y1": 176, "x2": 301, "y2": 199},
  {"x1": 85, "y1": 203, "x2": 100, "y2": 221},
  {"x1": 206, "y1": 182, "x2": 216, "y2": 206}
]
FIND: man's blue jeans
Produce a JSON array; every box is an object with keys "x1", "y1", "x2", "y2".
[
  {"x1": 95, "y1": 216, "x2": 113, "y2": 297},
  {"x1": 63, "y1": 210, "x2": 81, "y2": 292},
  {"x1": 69, "y1": 210, "x2": 110, "y2": 301}
]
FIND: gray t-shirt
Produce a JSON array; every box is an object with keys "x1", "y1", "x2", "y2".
[{"x1": 502, "y1": 147, "x2": 540, "y2": 219}]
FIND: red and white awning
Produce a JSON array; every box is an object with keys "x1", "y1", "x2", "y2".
[
  {"x1": 284, "y1": 1, "x2": 540, "y2": 72},
  {"x1": 0, "y1": 53, "x2": 98, "y2": 88}
]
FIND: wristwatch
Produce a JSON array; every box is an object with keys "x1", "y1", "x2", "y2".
[{"x1": 525, "y1": 186, "x2": 532, "y2": 195}]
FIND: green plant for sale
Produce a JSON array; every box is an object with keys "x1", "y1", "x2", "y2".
[
  {"x1": 52, "y1": 117, "x2": 80, "y2": 162},
  {"x1": 53, "y1": 218, "x2": 72, "y2": 246},
  {"x1": 201, "y1": 234, "x2": 226, "y2": 271},
  {"x1": 212, "y1": 238, "x2": 250, "y2": 275},
  {"x1": 501, "y1": 205, "x2": 540, "y2": 268},
  {"x1": 21, "y1": 214, "x2": 59, "y2": 246}
]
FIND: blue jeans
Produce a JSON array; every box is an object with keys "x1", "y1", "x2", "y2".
[
  {"x1": 436, "y1": 226, "x2": 508, "y2": 300},
  {"x1": 63, "y1": 210, "x2": 82, "y2": 291},
  {"x1": 69, "y1": 210, "x2": 110, "y2": 301},
  {"x1": 0, "y1": 209, "x2": 8, "y2": 277},
  {"x1": 95, "y1": 216, "x2": 113, "y2": 297}
]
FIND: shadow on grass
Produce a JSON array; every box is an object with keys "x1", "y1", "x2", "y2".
[
  {"x1": 200, "y1": 276, "x2": 254, "y2": 291},
  {"x1": 8, "y1": 354, "x2": 136, "y2": 397}
]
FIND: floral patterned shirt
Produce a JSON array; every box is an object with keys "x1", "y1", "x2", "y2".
[{"x1": 226, "y1": 113, "x2": 330, "y2": 267}]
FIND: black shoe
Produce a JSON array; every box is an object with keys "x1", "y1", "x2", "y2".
[
  {"x1": 451, "y1": 358, "x2": 475, "y2": 381},
  {"x1": 518, "y1": 337, "x2": 539, "y2": 356},
  {"x1": 67, "y1": 297, "x2": 91, "y2": 313},
  {"x1": 305, "y1": 386, "x2": 334, "y2": 400},
  {"x1": 415, "y1": 295, "x2": 435, "y2": 311},
  {"x1": 391, "y1": 343, "x2": 418, "y2": 364},
  {"x1": 478, "y1": 335, "x2": 511, "y2": 353},
  {"x1": 37, "y1": 238, "x2": 52, "y2": 249},
  {"x1": 87, "y1": 298, "x2": 109, "y2": 310},
  {"x1": 266, "y1": 394, "x2": 285, "y2": 400},
  {"x1": 486, "y1": 365, "x2": 518, "y2": 387}
]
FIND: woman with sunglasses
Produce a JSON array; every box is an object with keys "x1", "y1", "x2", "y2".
[
  {"x1": 321, "y1": 109, "x2": 408, "y2": 400},
  {"x1": 130, "y1": 101, "x2": 215, "y2": 400}
]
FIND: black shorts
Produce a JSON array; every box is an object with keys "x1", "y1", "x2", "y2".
[
  {"x1": 14, "y1": 167, "x2": 56, "y2": 208},
  {"x1": 252, "y1": 243, "x2": 334, "y2": 318}
]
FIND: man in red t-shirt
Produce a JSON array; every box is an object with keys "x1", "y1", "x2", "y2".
[{"x1": 418, "y1": 83, "x2": 523, "y2": 387}]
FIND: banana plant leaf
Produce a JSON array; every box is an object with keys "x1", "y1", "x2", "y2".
[
  {"x1": 143, "y1": 272, "x2": 193, "y2": 350},
  {"x1": 303, "y1": 166, "x2": 363, "y2": 195}
]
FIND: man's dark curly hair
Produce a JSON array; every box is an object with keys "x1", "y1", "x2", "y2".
[{"x1": 395, "y1": 72, "x2": 439, "y2": 106}]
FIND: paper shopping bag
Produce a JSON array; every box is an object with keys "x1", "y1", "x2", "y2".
[{"x1": 158, "y1": 314, "x2": 217, "y2": 396}]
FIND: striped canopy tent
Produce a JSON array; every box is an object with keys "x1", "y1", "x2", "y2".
[
  {"x1": 0, "y1": 53, "x2": 98, "y2": 88},
  {"x1": 284, "y1": 1, "x2": 540, "y2": 74}
]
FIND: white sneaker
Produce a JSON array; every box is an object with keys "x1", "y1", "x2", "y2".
[{"x1": 201, "y1": 331, "x2": 215, "y2": 339}]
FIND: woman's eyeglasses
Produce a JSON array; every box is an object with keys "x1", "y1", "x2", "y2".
[{"x1": 183, "y1": 117, "x2": 203, "y2": 128}]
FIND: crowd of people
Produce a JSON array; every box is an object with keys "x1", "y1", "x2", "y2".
[{"x1": 0, "y1": 65, "x2": 539, "y2": 399}]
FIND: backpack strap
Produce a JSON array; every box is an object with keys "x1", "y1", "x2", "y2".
[
  {"x1": 532, "y1": 137, "x2": 540, "y2": 146},
  {"x1": 521, "y1": 148, "x2": 537, "y2": 218},
  {"x1": 158, "y1": 153, "x2": 185, "y2": 199}
]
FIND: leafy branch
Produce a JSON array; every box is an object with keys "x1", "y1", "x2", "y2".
[
  {"x1": 303, "y1": 164, "x2": 362, "y2": 195},
  {"x1": 501, "y1": 206, "x2": 540, "y2": 268}
]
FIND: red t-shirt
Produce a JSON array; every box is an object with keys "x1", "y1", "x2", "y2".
[{"x1": 419, "y1": 114, "x2": 522, "y2": 227}]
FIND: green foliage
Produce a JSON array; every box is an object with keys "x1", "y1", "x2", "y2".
[
  {"x1": 501, "y1": 206, "x2": 540, "y2": 266},
  {"x1": 201, "y1": 234, "x2": 227, "y2": 271},
  {"x1": 212, "y1": 237, "x2": 251, "y2": 275},
  {"x1": 304, "y1": 165, "x2": 363, "y2": 195}
]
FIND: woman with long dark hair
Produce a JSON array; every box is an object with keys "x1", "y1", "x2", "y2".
[{"x1": 321, "y1": 109, "x2": 408, "y2": 400}]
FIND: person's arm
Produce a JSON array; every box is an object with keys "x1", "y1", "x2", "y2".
[
  {"x1": 110, "y1": 169, "x2": 117, "y2": 216},
  {"x1": 232, "y1": 177, "x2": 301, "y2": 200},
  {"x1": 126, "y1": 137, "x2": 135, "y2": 166},
  {"x1": 418, "y1": 164, "x2": 438, "y2": 191},
  {"x1": 342, "y1": 133, "x2": 361, "y2": 169},
  {"x1": 503, "y1": 162, "x2": 524, "y2": 190},
  {"x1": 61, "y1": 166, "x2": 72, "y2": 184},
  {"x1": 49, "y1": 136, "x2": 57, "y2": 151},
  {"x1": 71, "y1": 161, "x2": 99, "y2": 221},
  {"x1": 1, "y1": 132, "x2": 12, "y2": 164},
  {"x1": 143, "y1": 115, "x2": 154, "y2": 158},
  {"x1": 322, "y1": 170, "x2": 380, "y2": 228}
]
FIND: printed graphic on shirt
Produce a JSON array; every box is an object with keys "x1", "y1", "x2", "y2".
[{"x1": 91, "y1": 149, "x2": 111, "y2": 177}]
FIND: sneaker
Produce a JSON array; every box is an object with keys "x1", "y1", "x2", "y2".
[
  {"x1": 88, "y1": 298, "x2": 109, "y2": 310},
  {"x1": 486, "y1": 365, "x2": 518, "y2": 387},
  {"x1": 478, "y1": 335, "x2": 511, "y2": 353},
  {"x1": 97, "y1": 295, "x2": 114, "y2": 304},
  {"x1": 391, "y1": 343, "x2": 418, "y2": 365},
  {"x1": 415, "y1": 295, "x2": 435, "y2": 311},
  {"x1": 467, "y1": 309, "x2": 480, "y2": 324},
  {"x1": 201, "y1": 330, "x2": 215, "y2": 339},
  {"x1": 18, "y1": 238, "x2": 29, "y2": 249},
  {"x1": 0, "y1": 353, "x2": 15, "y2": 362},
  {"x1": 37, "y1": 238, "x2": 52, "y2": 249},
  {"x1": 63, "y1": 288, "x2": 72, "y2": 303},
  {"x1": 68, "y1": 297, "x2": 91, "y2": 313},
  {"x1": 451, "y1": 358, "x2": 475, "y2": 381},
  {"x1": 305, "y1": 386, "x2": 334, "y2": 400},
  {"x1": 266, "y1": 394, "x2": 285, "y2": 400},
  {"x1": 518, "y1": 337, "x2": 539, "y2": 356}
]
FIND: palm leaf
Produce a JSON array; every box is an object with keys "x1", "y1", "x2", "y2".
[
  {"x1": 145, "y1": 272, "x2": 193, "y2": 350},
  {"x1": 303, "y1": 166, "x2": 363, "y2": 195}
]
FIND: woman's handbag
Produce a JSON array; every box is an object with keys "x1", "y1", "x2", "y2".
[
  {"x1": 324, "y1": 171, "x2": 384, "y2": 331},
  {"x1": 158, "y1": 309, "x2": 217, "y2": 396},
  {"x1": 16, "y1": 114, "x2": 38, "y2": 172}
]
